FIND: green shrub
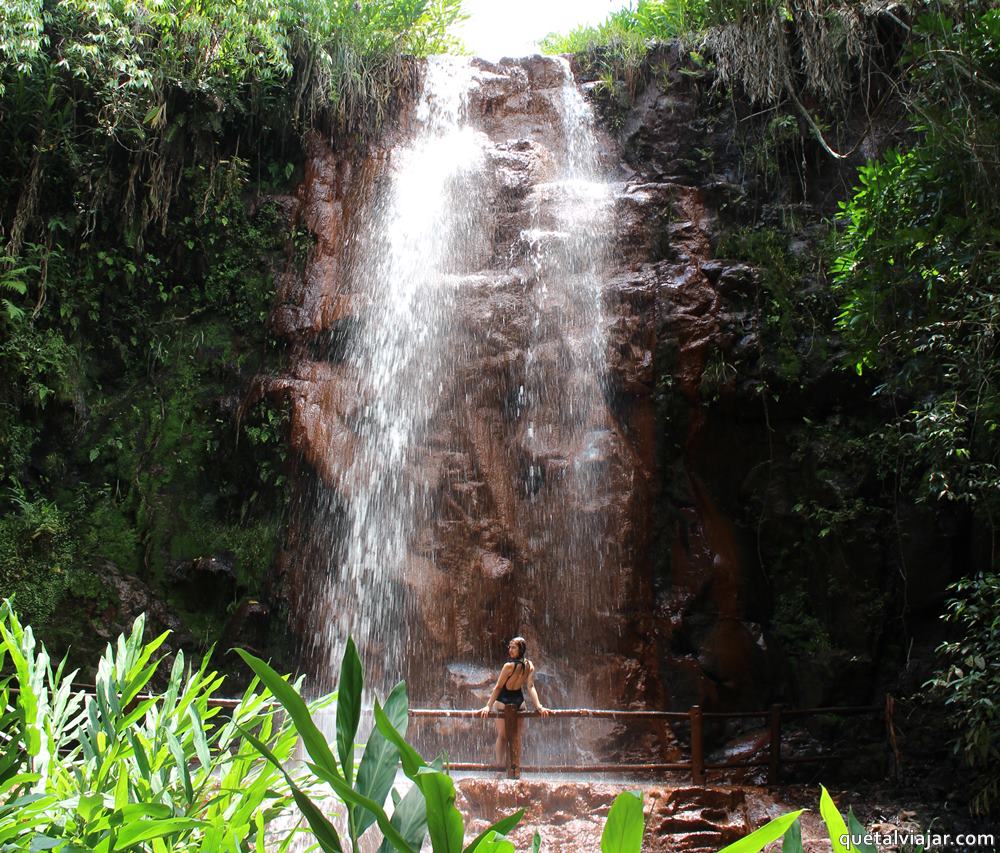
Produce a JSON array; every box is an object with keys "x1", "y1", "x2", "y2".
[
  {"x1": 0, "y1": 493, "x2": 104, "y2": 631},
  {"x1": 926, "y1": 573, "x2": 1000, "y2": 814},
  {"x1": 0, "y1": 598, "x2": 317, "y2": 850},
  {"x1": 540, "y1": 0, "x2": 708, "y2": 56}
]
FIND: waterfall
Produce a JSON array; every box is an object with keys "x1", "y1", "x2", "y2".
[
  {"x1": 303, "y1": 55, "x2": 623, "y2": 750},
  {"x1": 305, "y1": 58, "x2": 490, "y2": 688}
]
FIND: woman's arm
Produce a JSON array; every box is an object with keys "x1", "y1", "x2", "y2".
[
  {"x1": 477, "y1": 663, "x2": 514, "y2": 717},
  {"x1": 526, "y1": 664, "x2": 550, "y2": 715}
]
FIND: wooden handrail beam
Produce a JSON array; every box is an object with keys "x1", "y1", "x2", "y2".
[
  {"x1": 782, "y1": 704, "x2": 880, "y2": 718},
  {"x1": 409, "y1": 705, "x2": 882, "y2": 720},
  {"x1": 444, "y1": 762, "x2": 694, "y2": 773},
  {"x1": 408, "y1": 708, "x2": 691, "y2": 720},
  {"x1": 6, "y1": 685, "x2": 243, "y2": 710}
]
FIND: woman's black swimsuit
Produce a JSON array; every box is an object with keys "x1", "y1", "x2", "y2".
[{"x1": 497, "y1": 660, "x2": 526, "y2": 708}]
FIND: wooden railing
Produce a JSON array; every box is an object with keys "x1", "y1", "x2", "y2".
[
  {"x1": 12, "y1": 684, "x2": 893, "y2": 786},
  {"x1": 408, "y1": 701, "x2": 890, "y2": 782}
]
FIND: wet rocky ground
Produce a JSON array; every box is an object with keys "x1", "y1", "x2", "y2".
[{"x1": 458, "y1": 778, "x2": 993, "y2": 852}]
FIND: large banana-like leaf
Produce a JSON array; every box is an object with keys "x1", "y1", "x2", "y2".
[
  {"x1": 234, "y1": 648, "x2": 340, "y2": 779},
  {"x1": 717, "y1": 809, "x2": 805, "y2": 853},
  {"x1": 413, "y1": 768, "x2": 464, "y2": 853},
  {"x1": 354, "y1": 680, "x2": 408, "y2": 837},
  {"x1": 336, "y1": 638, "x2": 363, "y2": 786},
  {"x1": 376, "y1": 778, "x2": 429, "y2": 853},
  {"x1": 600, "y1": 790, "x2": 645, "y2": 853}
]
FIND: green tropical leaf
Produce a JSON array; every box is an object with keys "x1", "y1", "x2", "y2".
[
  {"x1": 600, "y1": 790, "x2": 645, "y2": 853},
  {"x1": 113, "y1": 818, "x2": 204, "y2": 850},
  {"x1": 414, "y1": 767, "x2": 465, "y2": 853},
  {"x1": 373, "y1": 701, "x2": 426, "y2": 778},
  {"x1": 820, "y1": 786, "x2": 851, "y2": 853},
  {"x1": 354, "y1": 680, "x2": 408, "y2": 836},
  {"x1": 234, "y1": 648, "x2": 340, "y2": 778},
  {"x1": 465, "y1": 809, "x2": 525, "y2": 852},
  {"x1": 376, "y1": 778, "x2": 430, "y2": 853},
  {"x1": 469, "y1": 831, "x2": 515, "y2": 853},
  {"x1": 717, "y1": 810, "x2": 805, "y2": 853},
  {"x1": 781, "y1": 817, "x2": 804, "y2": 853},
  {"x1": 336, "y1": 637, "x2": 363, "y2": 786},
  {"x1": 847, "y1": 809, "x2": 877, "y2": 853}
]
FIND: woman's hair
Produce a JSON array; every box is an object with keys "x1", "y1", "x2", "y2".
[{"x1": 509, "y1": 636, "x2": 527, "y2": 664}]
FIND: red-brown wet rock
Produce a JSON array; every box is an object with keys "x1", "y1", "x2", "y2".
[
  {"x1": 255, "y1": 361, "x2": 360, "y2": 487},
  {"x1": 89, "y1": 560, "x2": 192, "y2": 676},
  {"x1": 268, "y1": 134, "x2": 385, "y2": 340},
  {"x1": 222, "y1": 598, "x2": 270, "y2": 655},
  {"x1": 456, "y1": 781, "x2": 842, "y2": 852},
  {"x1": 264, "y1": 53, "x2": 771, "y2": 736}
]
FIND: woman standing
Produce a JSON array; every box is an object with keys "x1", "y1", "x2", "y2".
[{"x1": 477, "y1": 637, "x2": 551, "y2": 769}]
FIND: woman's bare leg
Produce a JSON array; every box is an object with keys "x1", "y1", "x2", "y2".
[
  {"x1": 493, "y1": 702, "x2": 507, "y2": 767},
  {"x1": 510, "y1": 712, "x2": 522, "y2": 778}
]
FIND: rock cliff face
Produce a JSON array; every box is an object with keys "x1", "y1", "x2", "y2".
[
  {"x1": 259, "y1": 52, "x2": 780, "y2": 730},
  {"x1": 603, "y1": 43, "x2": 953, "y2": 718},
  {"x1": 262, "y1": 58, "x2": 655, "y2": 719},
  {"x1": 261, "y1": 44, "x2": 916, "y2": 747},
  {"x1": 605, "y1": 49, "x2": 775, "y2": 714}
]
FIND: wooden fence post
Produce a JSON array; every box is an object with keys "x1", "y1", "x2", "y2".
[
  {"x1": 504, "y1": 705, "x2": 520, "y2": 779},
  {"x1": 885, "y1": 694, "x2": 900, "y2": 780},
  {"x1": 768, "y1": 703, "x2": 782, "y2": 785},
  {"x1": 690, "y1": 705, "x2": 705, "y2": 785}
]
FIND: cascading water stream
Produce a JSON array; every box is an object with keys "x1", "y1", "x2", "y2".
[
  {"x1": 512, "y1": 65, "x2": 618, "y2": 693},
  {"x1": 305, "y1": 58, "x2": 490, "y2": 691}
]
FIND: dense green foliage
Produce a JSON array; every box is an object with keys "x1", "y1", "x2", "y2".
[
  {"x1": 833, "y1": 5, "x2": 1000, "y2": 511},
  {"x1": 927, "y1": 574, "x2": 1000, "y2": 815},
  {"x1": 704, "y1": 4, "x2": 1000, "y2": 804},
  {"x1": 540, "y1": 0, "x2": 709, "y2": 58},
  {"x1": 0, "y1": 600, "x2": 311, "y2": 850},
  {"x1": 0, "y1": 156, "x2": 292, "y2": 654},
  {"x1": 827, "y1": 2, "x2": 1000, "y2": 810},
  {"x1": 0, "y1": 0, "x2": 464, "y2": 659},
  {"x1": 543, "y1": 1, "x2": 892, "y2": 156}
]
